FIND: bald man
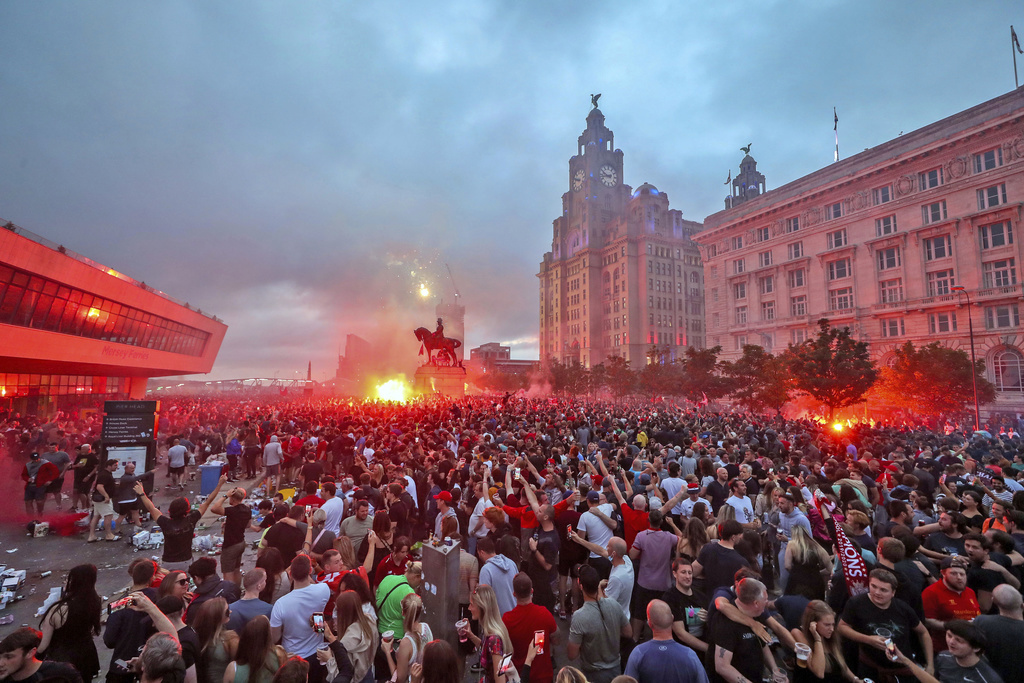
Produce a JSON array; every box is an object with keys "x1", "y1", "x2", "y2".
[
  {"x1": 624, "y1": 600, "x2": 709, "y2": 683},
  {"x1": 568, "y1": 531, "x2": 635, "y2": 619},
  {"x1": 973, "y1": 584, "x2": 1024, "y2": 683}
]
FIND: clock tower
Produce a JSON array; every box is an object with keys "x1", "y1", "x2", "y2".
[{"x1": 565, "y1": 107, "x2": 629, "y2": 253}]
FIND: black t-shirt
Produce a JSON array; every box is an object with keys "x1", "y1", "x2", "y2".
[
  {"x1": 73, "y1": 452, "x2": 98, "y2": 484},
  {"x1": 223, "y1": 504, "x2": 252, "y2": 547},
  {"x1": 177, "y1": 624, "x2": 200, "y2": 668},
  {"x1": 706, "y1": 481, "x2": 729, "y2": 514},
  {"x1": 705, "y1": 610, "x2": 764, "y2": 683},
  {"x1": 968, "y1": 554, "x2": 1012, "y2": 596},
  {"x1": 697, "y1": 542, "x2": 750, "y2": 595},
  {"x1": 95, "y1": 469, "x2": 116, "y2": 498},
  {"x1": 923, "y1": 532, "x2": 966, "y2": 557},
  {"x1": 661, "y1": 585, "x2": 707, "y2": 642},
  {"x1": 158, "y1": 510, "x2": 203, "y2": 563},
  {"x1": 264, "y1": 521, "x2": 306, "y2": 564},
  {"x1": 300, "y1": 461, "x2": 324, "y2": 484},
  {"x1": 840, "y1": 593, "x2": 921, "y2": 671},
  {"x1": 0, "y1": 661, "x2": 83, "y2": 683}
]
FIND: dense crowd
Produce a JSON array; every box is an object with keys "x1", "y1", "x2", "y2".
[{"x1": 2, "y1": 396, "x2": 1024, "y2": 683}]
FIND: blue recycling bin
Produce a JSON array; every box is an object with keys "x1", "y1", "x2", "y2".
[{"x1": 199, "y1": 463, "x2": 224, "y2": 496}]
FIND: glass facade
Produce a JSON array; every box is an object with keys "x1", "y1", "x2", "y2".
[
  {"x1": 0, "y1": 264, "x2": 210, "y2": 356},
  {"x1": 0, "y1": 374, "x2": 127, "y2": 398}
]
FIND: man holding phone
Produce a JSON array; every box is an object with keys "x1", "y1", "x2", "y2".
[{"x1": 502, "y1": 573, "x2": 557, "y2": 683}]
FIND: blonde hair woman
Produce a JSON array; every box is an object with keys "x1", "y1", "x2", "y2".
[
  {"x1": 317, "y1": 591, "x2": 376, "y2": 683},
  {"x1": 784, "y1": 524, "x2": 832, "y2": 600},
  {"x1": 706, "y1": 504, "x2": 736, "y2": 540},
  {"x1": 791, "y1": 600, "x2": 861, "y2": 683},
  {"x1": 460, "y1": 585, "x2": 512, "y2": 683},
  {"x1": 384, "y1": 592, "x2": 433, "y2": 683}
]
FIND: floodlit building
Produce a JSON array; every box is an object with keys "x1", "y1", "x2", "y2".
[
  {"x1": 698, "y1": 87, "x2": 1024, "y2": 417},
  {"x1": 0, "y1": 220, "x2": 227, "y2": 415},
  {"x1": 538, "y1": 106, "x2": 705, "y2": 369}
]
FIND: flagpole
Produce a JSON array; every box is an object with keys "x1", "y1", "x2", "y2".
[
  {"x1": 833, "y1": 107, "x2": 839, "y2": 162},
  {"x1": 1014, "y1": 25, "x2": 1020, "y2": 88}
]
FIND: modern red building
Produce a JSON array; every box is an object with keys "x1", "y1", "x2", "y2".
[{"x1": 0, "y1": 220, "x2": 227, "y2": 415}]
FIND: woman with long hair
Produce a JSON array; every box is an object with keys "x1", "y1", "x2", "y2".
[
  {"x1": 677, "y1": 516, "x2": 709, "y2": 561},
  {"x1": 37, "y1": 564, "x2": 102, "y2": 681},
  {"x1": 409, "y1": 640, "x2": 460, "y2": 683},
  {"x1": 482, "y1": 508, "x2": 510, "y2": 546},
  {"x1": 384, "y1": 593, "x2": 433, "y2": 683},
  {"x1": 318, "y1": 591, "x2": 377, "y2": 683},
  {"x1": 222, "y1": 616, "x2": 285, "y2": 683},
  {"x1": 193, "y1": 597, "x2": 238, "y2": 683},
  {"x1": 784, "y1": 525, "x2": 832, "y2": 600},
  {"x1": 755, "y1": 480, "x2": 778, "y2": 522},
  {"x1": 697, "y1": 458, "x2": 716, "y2": 489},
  {"x1": 791, "y1": 600, "x2": 861, "y2": 683},
  {"x1": 960, "y1": 490, "x2": 987, "y2": 531},
  {"x1": 554, "y1": 667, "x2": 588, "y2": 683},
  {"x1": 255, "y1": 548, "x2": 290, "y2": 604},
  {"x1": 459, "y1": 586, "x2": 512, "y2": 683},
  {"x1": 360, "y1": 510, "x2": 394, "y2": 580},
  {"x1": 706, "y1": 504, "x2": 736, "y2": 540}
]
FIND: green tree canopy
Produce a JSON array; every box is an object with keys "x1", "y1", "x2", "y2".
[
  {"x1": 788, "y1": 319, "x2": 877, "y2": 417},
  {"x1": 678, "y1": 345, "x2": 733, "y2": 402},
  {"x1": 723, "y1": 344, "x2": 792, "y2": 414},
  {"x1": 872, "y1": 341, "x2": 996, "y2": 420}
]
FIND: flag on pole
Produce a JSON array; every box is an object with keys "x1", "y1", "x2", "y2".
[
  {"x1": 1013, "y1": 25, "x2": 1023, "y2": 53},
  {"x1": 833, "y1": 107, "x2": 839, "y2": 162},
  {"x1": 724, "y1": 170, "x2": 731, "y2": 185}
]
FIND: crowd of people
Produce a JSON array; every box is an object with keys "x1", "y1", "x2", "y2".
[{"x1": 2, "y1": 395, "x2": 1024, "y2": 683}]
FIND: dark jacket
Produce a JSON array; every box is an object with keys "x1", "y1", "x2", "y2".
[{"x1": 184, "y1": 576, "x2": 241, "y2": 626}]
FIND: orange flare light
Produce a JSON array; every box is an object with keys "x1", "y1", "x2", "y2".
[{"x1": 375, "y1": 379, "x2": 410, "y2": 403}]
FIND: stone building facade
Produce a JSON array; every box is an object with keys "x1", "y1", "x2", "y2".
[
  {"x1": 538, "y1": 107, "x2": 705, "y2": 369},
  {"x1": 697, "y1": 88, "x2": 1024, "y2": 417}
]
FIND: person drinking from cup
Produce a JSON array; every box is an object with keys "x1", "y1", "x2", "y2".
[{"x1": 791, "y1": 600, "x2": 864, "y2": 683}]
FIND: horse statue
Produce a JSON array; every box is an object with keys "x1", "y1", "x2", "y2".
[{"x1": 414, "y1": 325, "x2": 463, "y2": 368}]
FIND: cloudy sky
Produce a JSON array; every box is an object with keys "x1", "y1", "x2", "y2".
[{"x1": 1, "y1": 1, "x2": 1020, "y2": 380}]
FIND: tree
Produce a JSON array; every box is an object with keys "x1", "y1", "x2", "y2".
[
  {"x1": 678, "y1": 345, "x2": 733, "y2": 403},
  {"x1": 872, "y1": 341, "x2": 996, "y2": 421},
  {"x1": 638, "y1": 345, "x2": 684, "y2": 396},
  {"x1": 724, "y1": 344, "x2": 793, "y2": 414},
  {"x1": 788, "y1": 319, "x2": 877, "y2": 417},
  {"x1": 550, "y1": 358, "x2": 589, "y2": 396},
  {"x1": 604, "y1": 355, "x2": 637, "y2": 398}
]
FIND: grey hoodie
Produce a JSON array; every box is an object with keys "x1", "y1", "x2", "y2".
[{"x1": 479, "y1": 553, "x2": 518, "y2": 615}]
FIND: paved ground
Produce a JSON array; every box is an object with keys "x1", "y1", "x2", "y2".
[{"x1": 0, "y1": 461, "x2": 581, "y2": 681}]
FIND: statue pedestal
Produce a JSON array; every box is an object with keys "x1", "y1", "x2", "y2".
[{"x1": 414, "y1": 365, "x2": 466, "y2": 398}]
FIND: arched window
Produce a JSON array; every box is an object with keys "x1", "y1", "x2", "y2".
[{"x1": 994, "y1": 348, "x2": 1024, "y2": 392}]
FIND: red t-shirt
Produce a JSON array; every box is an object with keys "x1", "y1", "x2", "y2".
[
  {"x1": 921, "y1": 580, "x2": 980, "y2": 652},
  {"x1": 294, "y1": 495, "x2": 326, "y2": 509},
  {"x1": 374, "y1": 554, "x2": 409, "y2": 588},
  {"x1": 503, "y1": 497, "x2": 573, "y2": 530},
  {"x1": 502, "y1": 602, "x2": 557, "y2": 683},
  {"x1": 620, "y1": 504, "x2": 649, "y2": 548}
]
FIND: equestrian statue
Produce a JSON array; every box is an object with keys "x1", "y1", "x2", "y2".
[{"x1": 414, "y1": 318, "x2": 463, "y2": 368}]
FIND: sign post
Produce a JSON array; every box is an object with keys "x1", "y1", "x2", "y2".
[{"x1": 101, "y1": 400, "x2": 160, "y2": 474}]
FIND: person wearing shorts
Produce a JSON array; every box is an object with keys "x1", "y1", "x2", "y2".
[
  {"x1": 88, "y1": 459, "x2": 119, "y2": 542},
  {"x1": 263, "y1": 435, "x2": 283, "y2": 494},
  {"x1": 209, "y1": 485, "x2": 252, "y2": 585},
  {"x1": 22, "y1": 452, "x2": 59, "y2": 517},
  {"x1": 167, "y1": 438, "x2": 188, "y2": 489}
]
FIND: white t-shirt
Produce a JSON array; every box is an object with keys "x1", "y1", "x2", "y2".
[
  {"x1": 320, "y1": 496, "x2": 345, "y2": 536},
  {"x1": 469, "y1": 497, "x2": 493, "y2": 539},
  {"x1": 270, "y1": 582, "x2": 330, "y2": 657},
  {"x1": 578, "y1": 503, "x2": 615, "y2": 558},
  {"x1": 661, "y1": 477, "x2": 686, "y2": 514},
  {"x1": 607, "y1": 556, "x2": 634, "y2": 620},
  {"x1": 403, "y1": 475, "x2": 419, "y2": 508},
  {"x1": 263, "y1": 441, "x2": 283, "y2": 467},
  {"x1": 726, "y1": 495, "x2": 755, "y2": 524},
  {"x1": 679, "y1": 496, "x2": 701, "y2": 518},
  {"x1": 167, "y1": 444, "x2": 187, "y2": 468}
]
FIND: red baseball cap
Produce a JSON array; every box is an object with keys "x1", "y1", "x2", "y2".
[{"x1": 433, "y1": 491, "x2": 452, "y2": 502}]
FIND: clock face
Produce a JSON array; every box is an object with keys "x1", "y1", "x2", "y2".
[
  {"x1": 600, "y1": 165, "x2": 617, "y2": 187},
  {"x1": 572, "y1": 169, "x2": 584, "y2": 192}
]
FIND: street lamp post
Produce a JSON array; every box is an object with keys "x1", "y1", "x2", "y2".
[{"x1": 951, "y1": 286, "x2": 981, "y2": 430}]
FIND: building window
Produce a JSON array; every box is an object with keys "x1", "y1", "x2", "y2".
[
  {"x1": 986, "y1": 304, "x2": 1020, "y2": 329},
  {"x1": 994, "y1": 348, "x2": 1024, "y2": 392},
  {"x1": 734, "y1": 283, "x2": 747, "y2": 300},
  {"x1": 877, "y1": 247, "x2": 901, "y2": 270},
  {"x1": 712, "y1": 312, "x2": 720, "y2": 328},
  {"x1": 712, "y1": 287, "x2": 719, "y2": 302},
  {"x1": 735, "y1": 335, "x2": 747, "y2": 350},
  {"x1": 707, "y1": 244, "x2": 717, "y2": 258},
  {"x1": 786, "y1": 216, "x2": 800, "y2": 233},
  {"x1": 759, "y1": 275, "x2": 774, "y2": 294},
  {"x1": 983, "y1": 259, "x2": 1017, "y2": 288},
  {"x1": 825, "y1": 202, "x2": 843, "y2": 220},
  {"x1": 733, "y1": 258, "x2": 745, "y2": 274},
  {"x1": 875, "y1": 215, "x2": 898, "y2": 236},
  {"x1": 756, "y1": 227, "x2": 770, "y2": 242},
  {"x1": 919, "y1": 167, "x2": 943, "y2": 190},
  {"x1": 974, "y1": 147, "x2": 1004, "y2": 173},
  {"x1": 881, "y1": 318, "x2": 905, "y2": 338},
  {"x1": 732, "y1": 235, "x2": 744, "y2": 250},
  {"x1": 873, "y1": 185, "x2": 892, "y2": 205},
  {"x1": 879, "y1": 278, "x2": 903, "y2": 303},
  {"x1": 829, "y1": 287, "x2": 854, "y2": 311},
  {"x1": 827, "y1": 258, "x2": 851, "y2": 280},
  {"x1": 926, "y1": 269, "x2": 956, "y2": 296},
  {"x1": 787, "y1": 242, "x2": 804, "y2": 259},
  {"x1": 980, "y1": 222, "x2": 1014, "y2": 249},
  {"x1": 922, "y1": 200, "x2": 947, "y2": 225},
  {"x1": 923, "y1": 235, "x2": 952, "y2": 260},
  {"x1": 791, "y1": 328, "x2": 807, "y2": 343},
  {"x1": 978, "y1": 184, "x2": 1008, "y2": 210},
  {"x1": 826, "y1": 228, "x2": 847, "y2": 249},
  {"x1": 928, "y1": 312, "x2": 957, "y2": 334},
  {"x1": 735, "y1": 306, "x2": 747, "y2": 325},
  {"x1": 758, "y1": 250, "x2": 773, "y2": 268},
  {"x1": 761, "y1": 301, "x2": 775, "y2": 320},
  {"x1": 788, "y1": 269, "x2": 806, "y2": 288},
  {"x1": 790, "y1": 295, "x2": 806, "y2": 317}
]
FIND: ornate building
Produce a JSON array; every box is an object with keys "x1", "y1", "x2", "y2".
[
  {"x1": 538, "y1": 105, "x2": 705, "y2": 368},
  {"x1": 697, "y1": 87, "x2": 1024, "y2": 417}
]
